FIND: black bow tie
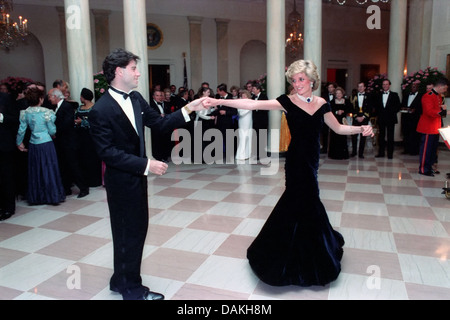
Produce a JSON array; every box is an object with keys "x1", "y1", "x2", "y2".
[
  {"x1": 157, "y1": 102, "x2": 163, "y2": 106},
  {"x1": 358, "y1": 93, "x2": 364, "y2": 96},
  {"x1": 410, "y1": 92, "x2": 415, "y2": 95},
  {"x1": 110, "y1": 86, "x2": 131, "y2": 100},
  {"x1": 384, "y1": 92, "x2": 389, "y2": 95}
]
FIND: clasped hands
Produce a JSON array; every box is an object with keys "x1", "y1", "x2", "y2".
[{"x1": 360, "y1": 125, "x2": 374, "y2": 137}]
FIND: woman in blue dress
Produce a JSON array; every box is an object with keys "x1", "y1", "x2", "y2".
[
  {"x1": 16, "y1": 88, "x2": 65, "y2": 205},
  {"x1": 204, "y1": 60, "x2": 373, "y2": 287}
]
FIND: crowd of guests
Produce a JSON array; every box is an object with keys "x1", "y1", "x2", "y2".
[
  {"x1": 320, "y1": 78, "x2": 448, "y2": 177},
  {"x1": 0, "y1": 79, "x2": 102, "y2": 221},
  {"x1": 147, "y1": 80, "x2": 269, "y2": 163}
]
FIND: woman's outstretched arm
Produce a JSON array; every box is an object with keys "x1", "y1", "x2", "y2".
[{"x1": 203, "y1": 97, "x2": 284, "y2": 111}]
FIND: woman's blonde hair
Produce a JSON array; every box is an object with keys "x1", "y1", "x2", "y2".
[{"x1": 285, "y1": 60, "x2": 321, "y2": 91}]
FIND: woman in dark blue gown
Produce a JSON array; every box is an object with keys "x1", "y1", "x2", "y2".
[{"x1": 204, "y1": 60, "x2": 373, "y2": 287}]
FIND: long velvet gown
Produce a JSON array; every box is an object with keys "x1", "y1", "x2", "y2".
[{"x1": 247, "y1": 95, "x2": 344, "y2": 287}]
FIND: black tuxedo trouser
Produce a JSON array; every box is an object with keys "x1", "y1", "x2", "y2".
[
  {"x1": 106, "y1": 169, "x2": 149, "y2": 299},
  {"x1": 0, "y1": 150, "x2": 16, "y2": 213},
  {"x1": 351, "y1": 120, "x2": 368, "y2": 156},
  {"x1": 377, "y1": 122, "x2": 395, "y2": 157}
]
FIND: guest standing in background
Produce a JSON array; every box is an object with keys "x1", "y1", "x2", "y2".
[
  {"x1": 235, "y1": 89, "x2": 253, "y2": 161},
  {"x1": 74, "y1": 88, "x2": 102, "y2": 187},
  {"x1": 374, "y1": 79, "x2": 401, "y2": 159},
  {"x1": 16, "y1": 88, "x2": 65, "y2": 206},
  {"x1": 0, "y1": 91, "x2": 18, "y2": 220},
  {"x1": 328, "y1": 87, "x2": 350, "y2": 160},
  {"x1": 48, "y1": 88, "x2": 90, "y2": 198},
  {"x1": 351, "y1": 81, "x2": 372, "y2": 159},
  {"x1": 400, "y1": 82, "x2": 422, "y2": 156},
  {"x1": 251, "y1": 82, "x2": 269, "y2": 160}
]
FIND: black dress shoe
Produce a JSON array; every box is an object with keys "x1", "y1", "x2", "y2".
[
  {"x1": 141, "y1": 289, "x2": 164, "y2": 300},
  {"x1": 419, "y1": 171, "x2": 434, "y2": 177},
  {"x1": 375, "y1": 154, "x2": 384, "y2": 158},
  {"x1": 0, "y1": 211, "x2": 15, "y2": 221},
  {"x1": 77, "y1": 190, "x2": 89, "y2": 198},
  {"x1": 432, "y1": 170, "x2": 440, "y2": 175},
  {"x1": 350, "y1": 153, "x2": 356, "y2": 157},
  {"x1": 65, "y1": 189, "x2": 73, "y2": 196},
  {"x1": 358, "y1": 155, "x2": 364, "y2": 159}
]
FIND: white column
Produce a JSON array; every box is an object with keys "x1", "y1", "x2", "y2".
[
  {"x1": 387, "y1": 0, "x2": 407, "y2": 141},
  {"x1": 303, "y1": 0, "x2": 322, "y2": 96},
  {"x1": 266, "y1": 0, "x2": 285, "y2": 153},
  {"x1": 64, "y1": 0, "x2": 94, "y2": 103},
  {"x1": 216, "y1": 19, "x2": 230, "y2": 85},
  {"x1": 188, "y1": 16, "x2": 203, "y2": 92},
  {"x1": 420, "y1": 0, "x2": 433, "y2": 69},
  {"x1": 123, "y1": 0, "x2": 152, "y2": 158},
  {"x1": 406, "y1": 0, "x2": 424, "y2": 74},
  {"x1": 124, "y1": 0, "x2": 149, "y2": 100}
]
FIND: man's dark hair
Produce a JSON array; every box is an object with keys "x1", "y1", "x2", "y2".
[
  {"x1": 217, "y1": 83, "x2": 227, "y2": 92},
  {"x1": 102, "y1": 48, "x2": 140, "y2": 84},
  {"x1": 52, "y1": 79, "x2": 64, "y2": 88},
  {"x1": 434, "y1": 77, "x2": 449, "y2": 87}
]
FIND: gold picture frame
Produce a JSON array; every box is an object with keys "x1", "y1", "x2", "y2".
[{"x1": 147, "y1": 23, "x2": 163, "y2": 50}]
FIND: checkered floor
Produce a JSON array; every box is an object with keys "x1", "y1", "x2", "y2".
[{"x1": 1, "y1": 144, "x2": 449, "y2": 300}]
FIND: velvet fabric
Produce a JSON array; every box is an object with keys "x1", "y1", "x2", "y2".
[{"x1": 247, "y1": 95, "x2": 344, "y2": 287}]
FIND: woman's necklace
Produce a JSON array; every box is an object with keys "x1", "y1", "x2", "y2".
[{"x1": 297, "y1": 93, "x2": 313, "y2": 104}]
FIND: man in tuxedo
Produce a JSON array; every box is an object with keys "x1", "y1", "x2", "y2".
[
  {"x1": 374, "y1": 79, "x2": 401, "y2": 159},
  {"x1": 149, "y1": 89, "x2": 173, "y2": 162},
  {"x1": 416, "y1": 77, "x2": 448, "y2": 176},
  {"x1": 351, "y1": 81, "x2": 372, "y2": 159},
  {"x1": 401, "y1": 83, "x2": 422, "y2": 155},
  {"x1": 48, "y1": 88, "x2": 89, "y2": 198},
  {"x1": 251, "y1": 82, "x2": 269, "y2": 160},
  {"x1": 215, "y1": 83, "x2": 237, "y2": 158},
  {"x1": 89, "y1": 48, "x2": 205, "y2": 300},
  {"x1": 0, "y1": 92, "x2": 18, "y2": 221},
  {"x1": 320, "y1": 82, "x2": 336, "y2": 153}
]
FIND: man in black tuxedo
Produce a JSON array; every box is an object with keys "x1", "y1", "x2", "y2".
[
  {"x1": 215, "y1": 83, "x2": 237, "y2": 159},
  {"x1": 251, "y1": 82, "x2": 269, "y2": 160},
  {"x1": 374, "y1": 79, "x2": 401, "y2": 159},
  {"x1": 320, "y1": 82, "x2": 336, "y2": 153},
  {"x1": 149, "y1": 89, "x2": 173, "y2": 162},
  {"x1": 400, "y1": 83, "x2": 422, "y2": 155},
  {"x1": 48, "y1": 88, "x2": 89, "y2": 198},
  {"x1": 351, "y1": 81, "x2": 372, "y2": 159},
  {"x1": 0, "y1": 92, "x2": 18, "y2": 221},
  {"x1": 89, "y1": 48, "x2": 206, "y2": 300}
]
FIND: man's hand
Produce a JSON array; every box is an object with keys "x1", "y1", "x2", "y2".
[
  {"x1": 149, "y1": 160, "x2": 168, "y2": 176},
  {"x1": 187, "y1": 97, "x2": 208, "y2": 111}
]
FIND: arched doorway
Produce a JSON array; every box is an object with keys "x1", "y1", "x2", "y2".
[
  {"x1": 0, "y1": 33, "x2": 45, "y2": 86},
  {"x1": 240, "y1": 40, "x2": 267, "y2": 87}
]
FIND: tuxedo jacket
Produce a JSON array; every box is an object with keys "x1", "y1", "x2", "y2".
[
  {"x1": 252, "y1": 92, "x2": 269, "y2": 130},
  {"x1": 54, "y1": 100, "x2": 78, "y2": 150},
  {"x1": 215, "y1": 93, "x2": 237, "y2": 130},
  {"x1": 89, "y1": 91, "x2": 186, "y2": 176},
  {"x1": 401, "y1": 92, "x2": 422, "y2": 120},
  {"x1": 374, "y1": 91, "x2": 401, "y2": 125},
  {"x1": 352, "y1": 93, "x2": 372, "y2": 125},
  {"x1": 0, "y1": 93, "x2": 18, "y2": 152}
]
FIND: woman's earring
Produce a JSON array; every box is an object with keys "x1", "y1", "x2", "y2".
[{"x1": 310, "y1": 83, "x2": 314, "y2": 88}]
